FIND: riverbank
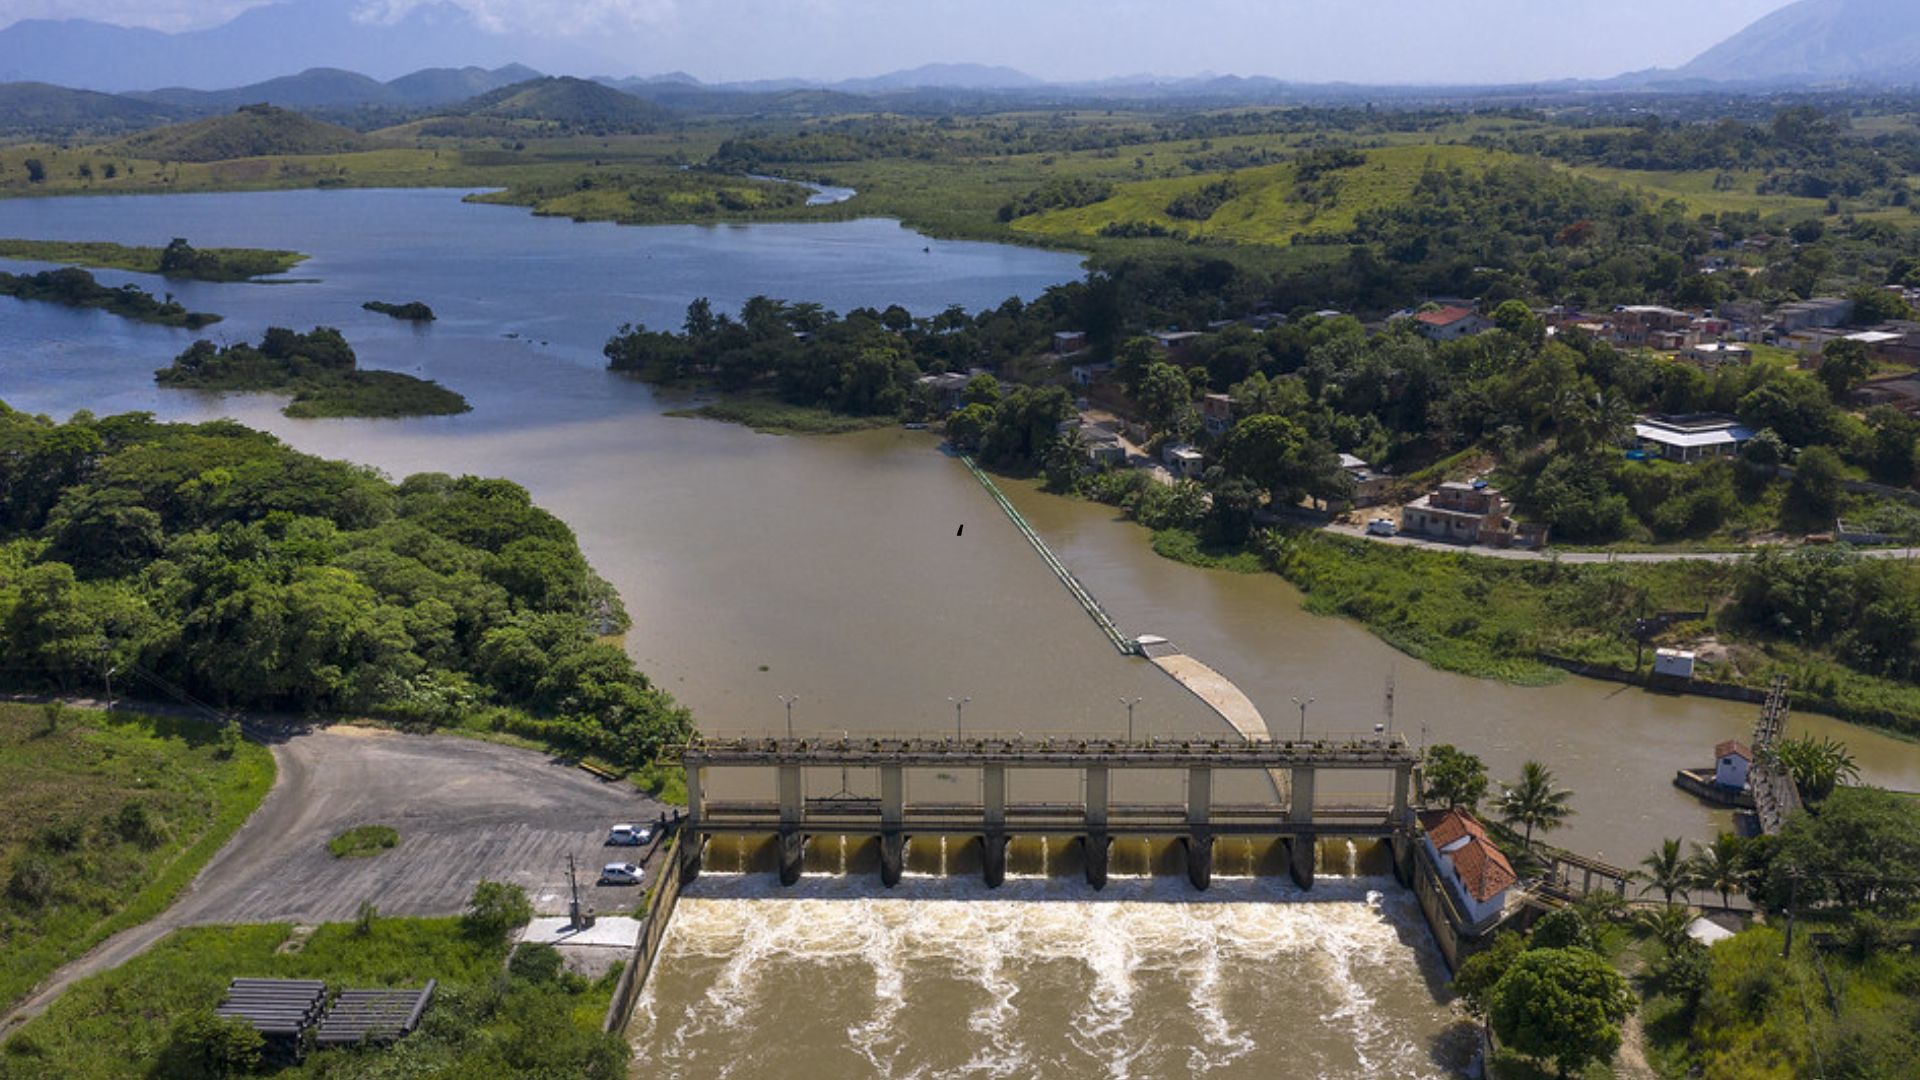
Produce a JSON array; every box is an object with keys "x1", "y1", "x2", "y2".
[
  {"x1": 663, "y1": 398, "x2": 899, "y2": 436},
  {"x1": 1141, "y1": 523, "x2": 1920, "y2": 740},
  {"x1": 0, "y1": 238, "x2": 306, "y2": 281}
]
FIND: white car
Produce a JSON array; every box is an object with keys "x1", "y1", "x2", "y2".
[
  {"x1": 1366, "y1": 518, "x2": 1398, "y2": 537},
  {"x1": 606, "y1": 823, "x2": 654, "y2": 847},
  {"x1": 600, "y1": 862, "x2": 643, "y2": 885}
]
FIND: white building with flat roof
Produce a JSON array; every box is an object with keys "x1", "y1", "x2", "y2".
[{"x1": 1634, "y1": 414, "x2": 1754, "y2": 464}]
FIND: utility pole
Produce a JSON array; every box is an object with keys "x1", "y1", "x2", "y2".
[
  {"x1": 1292, "y1": 695, "x2": 1316, "y2": 741},
  {"x1": 1119, "y1": 697, "x2": 1142, "y2": 742},
  {"x1": 777, "y1": 694, "x2": 798, "y2": 740},
  {"x1": 567, "y1": 852, "x2": 584, "y2": 930},
  {"x1": 949, "y1": 696, "x2": 971, "y2": 740},
  {"x1": 1383, "y1": 675, "x2": 1395, "y2": 734},
  {"x1": 1783, "y1": 871, "x2": 1800, "y2": 960}
]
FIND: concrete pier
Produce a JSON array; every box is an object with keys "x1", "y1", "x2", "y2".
[
  {"x1": 880, "y1": 832, "x2": 905, "y2": 887},
  {"x1": 982, "y1": 831, "x2": 1007, "y2": 888},
  {"x1": 1186, "y1": 831, "x2": 1213, "y2": 890},
  {"x1": 778, "y1": 829, "x2": 805, "y2": 886},
  {"x1": 1084, "y1": 832, "x2": 1109, "y2": 890}
]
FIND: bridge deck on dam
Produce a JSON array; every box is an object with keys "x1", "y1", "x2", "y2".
[
  {"x1": 675, "y1": 733, "x2": 1418, "y2": 769},
  {"x1": 699, "y1": 799, "x2": 1404, "y2": 836}
]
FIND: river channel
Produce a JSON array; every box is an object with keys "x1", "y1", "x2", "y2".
[{"x1": 5, "y1": 188, "x2": 1920, "y2": 1078}]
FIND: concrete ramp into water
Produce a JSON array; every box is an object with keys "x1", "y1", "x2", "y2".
[{"x1": 1147, "y1": 653, "x2": 1271, "y2": 743}]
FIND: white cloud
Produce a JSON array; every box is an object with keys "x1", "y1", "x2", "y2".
[
  {"x1": 0, "y1": 0, "x2": 273, "y2": 32},
  {"x1": 358, "y1": 0, "x2": 677, "y2": 36}
]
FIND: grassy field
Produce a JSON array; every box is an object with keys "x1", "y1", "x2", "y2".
[
  {"x1": 1565, "y1": 164, "x2": 1834, "y2": 220},
  {"x1": 0, "y1": 916, "x2": 625, "y2": 1078},
  {"x1": 0, "y1": 239, "x2": 305, "y2": 280},
  {"x1": 0, "y1": 704, "x2": 275, "y2": 1013},
  {"x1": 1012, "y1": 144, "x2": 1512, "y2": 246}
]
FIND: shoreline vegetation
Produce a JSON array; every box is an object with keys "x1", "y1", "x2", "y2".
[
  {"x1": 362, "y1": 299, "x2": 436, "y2": 322},
  {"x1": 0, "y1": 237, "x2": 306, "y2": 282},
  {"x1": 0, "y1": 403, "x2": 693, "y2": 791},
  {"x1": 154, "y1": 326, "x2": 471, "y2": 418},
  {"x1": 662, "y1": 397, "x2": 901, "y2": 436},
  {"x1": 0, "y1": 703, "x2": 276, "y2": 1014},
  {"x1": 0, "y1": 266, "x2": 220, "y2": 328},
  {"x1": 1139, "y1": 522, "x2": 1920, "y2": 739}
]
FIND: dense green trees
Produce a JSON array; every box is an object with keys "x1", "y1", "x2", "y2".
[
  {"x1": 156, "y1": 328, "x2": 469, "y2": 419},
  {"x1": 1489, "y1": 948, "x2": 1637, "y2": 1077},
  {"x1": 0, "y1": 404, "x2": 690, "y2": 768},
  {"x1": 1420, "y1": 744, "x2": 1489, "y2": 811},
  {"x1": 0, "y1": 266, "x2": 219, "y2": 329}
]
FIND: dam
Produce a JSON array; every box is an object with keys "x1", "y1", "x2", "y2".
[{"x1": 673, "y1": 732, "x2": 1420, "y2": 892}]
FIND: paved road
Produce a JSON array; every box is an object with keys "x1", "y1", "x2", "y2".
[
  {"x1": 0, "y1": 725, "x2": 663, "y2": 1039},
  {"x1": 1322, "y1": 522, "x2": 1920, "y2": 564}
]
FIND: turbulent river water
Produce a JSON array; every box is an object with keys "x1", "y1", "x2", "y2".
[{"x1": 4, "y1": 188, "x2": 1919, "y2": 1079}]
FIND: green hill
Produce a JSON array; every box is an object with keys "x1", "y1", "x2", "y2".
[
  {"x1": 110, "y1": 104, "x2": 371, "y2": 163},
  {"x1": 1012, "y1": 144, "x2": 1512, "y2": 247},
  {"x1": 452, "y1": 76, "x2": 666, "y2": 133},
  {"x1": 0, "y1": 82, "x2": 177, "y2": 139}
]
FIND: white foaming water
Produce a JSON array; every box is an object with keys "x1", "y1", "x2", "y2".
[{"x1": 632, "y1": 873, "x2": 1468, "y2": 1080}]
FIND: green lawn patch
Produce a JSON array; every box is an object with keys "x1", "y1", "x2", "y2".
[
  {"x1": 326, "y1": 825, "x2": 399, "y2": 859},
  {"x1": 0, "y1": 704, "x2": 274, "y2": 1014},
  {"x1": 0, "y1": 238, "x2": 305, "y2": 282},
  {"x1": 1150, "y1": 528, "x2": 1264, "y2": 573},
  {"x1": 0, "y1": 913, "x2": 627, "y2": 1078},
  {"x1": 666, "y1": 398, "x2": 899, "y2": 435}
]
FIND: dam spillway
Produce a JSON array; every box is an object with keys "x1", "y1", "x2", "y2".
[{"x1": 670, "y1": 732, "x2": 1420, "y2": 892}]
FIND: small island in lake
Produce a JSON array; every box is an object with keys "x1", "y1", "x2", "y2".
[
  {"x1": 363, "y1": 299, "x2": 436, "y2": 321},
  {"x1": 0, "y1": 266, "x2": 220, "y2": 328},
  {"x1": 155, "y1": 326, "x2": 471, "y2": 418},
  {"x1": 0, "y1": 237, "x2": 306, "y2": 282}
]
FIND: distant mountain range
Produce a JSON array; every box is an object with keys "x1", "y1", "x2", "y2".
[
  {"x1": 1671, "y1": 0, "x2": 1920, "y2": 85},
  {"x1": 6, "y1": 0, "x2": 1920, "y2": 113},
  {"x1": 0, "y1": 0, "x2": 612, "y2": 91}
]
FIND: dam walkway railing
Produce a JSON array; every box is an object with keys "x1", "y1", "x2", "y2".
[{"x1": 960, "y1": 455, "x2": 1136, "y2": 655}]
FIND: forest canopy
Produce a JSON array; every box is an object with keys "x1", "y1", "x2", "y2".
[{"x1": 0, "y1": 403, "x2": 689, "y2": 768}]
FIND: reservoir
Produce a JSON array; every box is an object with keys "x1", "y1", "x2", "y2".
[{"x1": 5, "y1": 188, "x2": 1920, "y2": 1077}]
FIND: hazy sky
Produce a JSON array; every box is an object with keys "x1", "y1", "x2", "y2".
[{"x1": 0, "y1": 0, "x2": 1799, "y2": 83}]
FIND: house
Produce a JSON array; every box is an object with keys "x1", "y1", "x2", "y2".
[
  {"x1": 917, "y1": 371, "x2": 974, "y2": 414},
  {"x1": 1070, "y1": 361, "x2": 1115, "y2": 388},
  {"x1": 1053, "y1": 330, "x2": 1089, "y2": 355},
  {"x1": 1200, "y1": 393, "x2": 1237, "y2": 436},
  {"x1": 1400, "y1": 481, "x2": 1545, "y2": 548},
  {"x1": 1339, "y1": 453, "x2": 1390, "y2": 507},
  {"x1": 1773, "y1": 298, "x2": 1855, "y2": 333},
  {"x1": 1418, "y1": 809, "x2": 1517, "y2": 932},
  {"x1": 1684, "y1": 342, "x2": 1751, "y2": 366},
  {"x1": 1633, "y1": 414, "x2": 1753, "y2": 464},
  {"x1": 1614, "y1": 305, "x2": 1696, "y2": 347},
  {"x1": 1713, "y1": 740, "x2": 1752, "y2": 791},
  {"x1": 1853, "y1": 374, "x2": 1920, "y2": 414},
  {"x1": 1080, "y1": 427, "x2": 1128, "y2": 468},
  {"x1": 1413, "y1": 306, "x2": 1491, "y2": 342},
  {"x1": 1150, "y1": 330, "x2": 1204, "y2": 356},
  {"x1": 1163, "y1": 444, "x2": 1206, "y2": 480}
]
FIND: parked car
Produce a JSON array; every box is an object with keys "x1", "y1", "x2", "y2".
[
  {"x1": 599, "y1": 862, "x2": 643, "y2": 885},
  {"x1": 1366, "y1": 518, "x2": 1398, "y2": 537},
  {"x1": 606, "y1": 823, "x2": 654, "y2": 847}
]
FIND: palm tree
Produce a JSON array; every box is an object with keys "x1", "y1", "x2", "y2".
[
  {"x1": 1495, "y1": 761, "x2": 1575, "y2": 849},
  {"x1": 1635, "y1": 838, "x2": 1691, "y2": 907},
  {"x1": 1770, "y1": 735, "x2": 1861, "y2": 803},
  {"x1": 1636, "y1": 902, "x2": 1697, "y2": 956},
  {"x1": 1686, "y1": 834, "x2": 1745, "y2": 912}
]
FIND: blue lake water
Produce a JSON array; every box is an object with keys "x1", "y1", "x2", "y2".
[{"x1": 0, "y1": 187, "x2": 1083, "y2": 421}]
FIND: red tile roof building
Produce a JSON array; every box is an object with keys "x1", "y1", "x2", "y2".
[{"x1": 1418, "y1": 808, "x2": 1517, "y2": 928}]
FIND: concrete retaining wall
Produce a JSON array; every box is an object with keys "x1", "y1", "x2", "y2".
[{"x1": 602, "y1": 830, "x2": 690, "y2": 1034}]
